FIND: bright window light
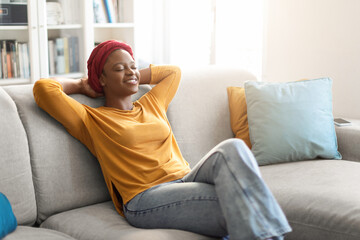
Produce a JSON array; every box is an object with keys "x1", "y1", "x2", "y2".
[
  {"x1": 216, "y1": 0, "x2": 264, "y2": 79},
  {"x1": 135, "y1": 0, "x2": 263, "y2": 78},
  {"x1": 166, "y1": 0, "x2": 214, "y2": 67}
]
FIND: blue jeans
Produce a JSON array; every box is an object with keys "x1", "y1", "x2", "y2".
[{"x1": 123, "y1": 139, "x2": 292, "y2": 240}]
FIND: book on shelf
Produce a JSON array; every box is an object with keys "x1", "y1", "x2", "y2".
[
  {"x1": 46, "y1": 2, "x2": 64, "y2": 25},
  {"x1": 104, "y1": 0, "x2": 115, "y2": 23},
  {"x1": 93, "y1": 0, "x2": 108, "y2": 23},
  {"x1": 64, "y1": 37, "x2": 70, "y2": 73},
  {"x1": 69, "y1": 36, "x2": 79, "y2": 73},
  {"x1": 50, "y1": 36, "x2": 80, "y2": 76},
  {"x1": 55, "y1": 38, "x2": 65, "y2": 74},
  {"x1": 58, "y1": 0, "x2": 80, "y2": 25},
  {"x1": 48, "y1": 40, "x2": 56, "y2": 75},
  {"x1": 0, "y1": 40, "x2": 30, "y2": 79},
  {"x1": 93, "y1": 0, "x2": 120, "y2": 23},
  {"x1": 46, "y1": 0, "x2": 80, "y2": 26},
  {"x1": 6, "y1": 42, "x2": 13, "y2": 78},
  {"x1": 22, "y1": 42, "x2": 30, "y2": 78}
]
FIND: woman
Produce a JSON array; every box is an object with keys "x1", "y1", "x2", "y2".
[{"x1": 33, "y1": 40, "x2": 291, "y2": 240}]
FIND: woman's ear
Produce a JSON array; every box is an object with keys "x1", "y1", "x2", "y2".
[{"x1": 99, "y1": 73, "x2": 106, "y2": 87}]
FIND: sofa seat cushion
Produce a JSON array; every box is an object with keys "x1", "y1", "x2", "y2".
[
  {"x1": 260, "y1": 160, "x2": 360, "y2": 240},
  {"x1": 3, "y1": 226, "x2": 75, "y2": 240},
  {"x1": 40, "y1": 201, "x2": 219, "y2": 240}
]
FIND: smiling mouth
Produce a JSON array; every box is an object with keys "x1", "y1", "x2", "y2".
[{"x1": 124, "y1": 79, "x2": 138, "y2": 84}]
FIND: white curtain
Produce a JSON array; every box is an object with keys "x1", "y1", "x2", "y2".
[{"x1": 135, "y1": 0, "x2": 263, "y2": 78}]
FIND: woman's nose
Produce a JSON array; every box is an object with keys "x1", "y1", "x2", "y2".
[{"x1": 126, "y1": 67, "x2": 135, "y2": 75}]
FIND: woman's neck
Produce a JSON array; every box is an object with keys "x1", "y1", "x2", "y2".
[{"x1": 104, "y1": 96, "x2": 133, "y2": 110}]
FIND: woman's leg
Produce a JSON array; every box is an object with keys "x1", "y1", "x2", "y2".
[
  {"x1": 124, "y1": 138, "x2": 291, "y2": 239},
  {"x1": 182, "y1": 138, "x2": 292, "y2": 240},
  {"x1": 123, "y1": 179, "x2": 228, "y2": 238}
]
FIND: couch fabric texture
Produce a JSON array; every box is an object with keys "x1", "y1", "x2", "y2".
[{"x1": 1, "y1": 66, "x2": 360, "y2": 240}]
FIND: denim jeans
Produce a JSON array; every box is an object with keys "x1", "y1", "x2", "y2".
[{"x1": 123, "y1": 139, "x2": 292, "y2": 240}]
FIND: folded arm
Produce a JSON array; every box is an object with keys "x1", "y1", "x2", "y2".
[
  {"x1": 50, "y1": 77, "x2": 104, "y2": 98},
  {"x1": 33, "y1": 79, "x2": 95, "y2": 153},
  {"x1": 146, "y1": 65, "x2": 182, "y2": 111}
]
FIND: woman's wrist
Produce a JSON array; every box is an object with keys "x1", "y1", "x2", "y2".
[
  {"x1": 54, "y1": 77, "x2": 82, "y2": 95},
  {"x1": 79, "y1": 78, "x2": 88, "y2": 95},
  {"x1": 79, "y1": 77, "x2": 104, "y2": 98}
]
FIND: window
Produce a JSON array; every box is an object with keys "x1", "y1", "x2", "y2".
[{"x1": 135, "y1": 0, "x2": 263, "y2": 78}]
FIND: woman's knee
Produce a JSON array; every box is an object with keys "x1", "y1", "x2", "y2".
[
  {"x1": 216, "y1": 138, "x2": 260, "y2": 172},
  {"x1": 218, "y1": 138, "x2": 249, "y2": 153}
]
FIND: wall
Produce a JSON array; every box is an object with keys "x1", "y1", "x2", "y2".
[{"x1": 263, "y1": 0, "x2": 360, "y2": 118}]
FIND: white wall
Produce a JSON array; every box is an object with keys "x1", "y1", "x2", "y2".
[{"x1": 263, "y1": 0, "x2": 360, "y2": 118}]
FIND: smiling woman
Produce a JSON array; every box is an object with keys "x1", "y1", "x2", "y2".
[
  {"x1": 33, "y1": 39, "x2": 291, "y2": 240},
  {"x1": 99, "y1": 49, "x2": 141, "y2": 109},
  {"x1": 33, "y1": 40, "x2": 190, "y2": 217}
]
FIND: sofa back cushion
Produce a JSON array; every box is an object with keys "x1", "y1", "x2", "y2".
[
  {"x1": 3, "y1": 84, "x2": 151, "y2": 224},
  {"x1": 167, "y1": 66, "x2": 257, "y2": 166},
  {"x1": 0, "y1": 87, "x2": 37, "y2": 226}
]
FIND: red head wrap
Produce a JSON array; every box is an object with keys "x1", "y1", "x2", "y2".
[{"x1": 87, "y1": 40, "x2": 134, "y2": 93}]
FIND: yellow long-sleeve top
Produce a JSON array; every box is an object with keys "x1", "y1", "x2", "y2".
[{"x1": 33, "y1": 65, "x2": 191, "y2": 216}]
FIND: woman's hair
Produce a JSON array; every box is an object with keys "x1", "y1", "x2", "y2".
[{"x1": 87, "y1": 40, "x2": 134, "y2": 93}]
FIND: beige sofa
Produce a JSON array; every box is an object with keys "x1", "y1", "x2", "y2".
[{"x1": 1, "y1": 66, "x2": 360, "y2": 240}]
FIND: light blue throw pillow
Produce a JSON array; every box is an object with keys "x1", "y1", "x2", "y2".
[
  {"x1": 244, "y1": 78, "x2": 341, "y2": 165},
  {"x1": 0, "y1": 192, "x2": 17, "y2": 238}
]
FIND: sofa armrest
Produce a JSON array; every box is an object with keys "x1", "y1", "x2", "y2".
[{"x1": 336, "y1": 119, "x2": 360, "y2": 163}]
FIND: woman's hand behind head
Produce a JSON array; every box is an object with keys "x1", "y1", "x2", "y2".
[{"x1": 80, "y1": 77, "x2": 104, "y2": 98}]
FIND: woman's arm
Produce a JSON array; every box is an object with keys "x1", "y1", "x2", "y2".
[
  {"x1": 52, "y1": 77, "x2": 103, "y2": 98},
  {"x1": 33, "y1": 79, "x2": 96, "y2": 154},
  {"x1": 139, "y1": 68, "x2": 151, "y2": 85},
  {"x1": 147, "y1": 65, "x2": 181, "y2": 111}
]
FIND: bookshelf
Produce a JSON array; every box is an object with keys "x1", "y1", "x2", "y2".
[
  {"x1": 0, "y1": 0, "x2": 135, "y2": 86},
  {"x1": 92, "y1": 0, "x2": 135, "y2": 54},
  {"x1": 0, "y1": 1, "x2": 39, "y2": 85}
]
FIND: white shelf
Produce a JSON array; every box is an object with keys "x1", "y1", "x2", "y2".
[
  {"x1": 0, "y1": 78, "x2": 30, "y2": 86},
  {"x1": 47, "y1": 24, "x2": 83, "y2": 30},
  {"x1": 0, "y1": 26, "x2": 28, "y2": 30},
  {"x1": 94, "y1": 23, "x2": 135, "y2": 29},
  {"x1": 49, "y1": 72, "x2": 84, "y2": 79}
]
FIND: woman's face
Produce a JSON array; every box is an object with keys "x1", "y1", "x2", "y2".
[{"x1": 100, "y1": 49, "x2": 140, "y2": 97}]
